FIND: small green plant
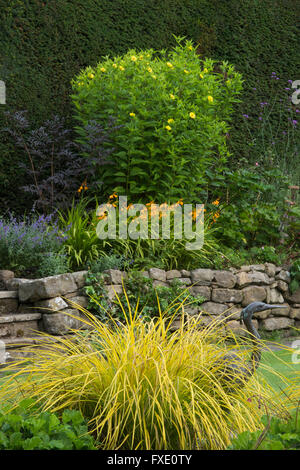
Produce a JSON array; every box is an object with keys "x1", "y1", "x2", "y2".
[
  {"x1": 0, "y1": 399, "x2": 96, "y2": 450},
  {"x1": 227, "y1": 406, "x2": 300, "y2": 450},
  {"x1": 58, "y1": 198, "x2": 108, "y2": 270},
  {"x1": 88, "y1": 253, "x2": 127, "y2": 272},
  {"x1": 36, "y1": 252, "x2": 69, "y2": 277}
]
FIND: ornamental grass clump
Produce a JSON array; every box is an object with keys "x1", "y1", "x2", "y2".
[
  {"x1": 72, "y1": 38, "x2": 243, "y2": 203},
  {"x1": 0, "y1": 296, "x2": 296, "y2": 450}
]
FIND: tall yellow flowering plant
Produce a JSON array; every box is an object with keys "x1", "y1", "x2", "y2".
[{"x1": 71, "y1": 38, "x2": 243, "y2": 204}]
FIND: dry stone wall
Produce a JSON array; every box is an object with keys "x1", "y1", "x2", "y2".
[{"x1": 0, "y1": 264, "x2": 299, "y2": 341}]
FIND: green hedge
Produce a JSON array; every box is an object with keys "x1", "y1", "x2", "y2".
[{"x1": 0, "y1": 0, "x2": 299, "y2": 212}]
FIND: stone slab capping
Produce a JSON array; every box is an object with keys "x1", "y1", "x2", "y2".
[{"x1": 0, "y1": 264, "x2": 299, "y2": 341}]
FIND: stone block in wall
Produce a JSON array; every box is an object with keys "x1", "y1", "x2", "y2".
[
  {"x1": 191, "y1": 269, "x2": 214, "y2": 284},
  {"x1": 5, "y1": 278, "x2": 30, "y2": 291},
  {"x1": 212, "y1": 288, "x2": 242, "y2": 304},
  {"x1": 166, "y1": 270, "x2": 181, "y2": 280},
  {"x1": 275, "y1": 270, "x2": 290, "y2": 283},
  {"x1": 195, "y1": 314, "x2": 226, "y2": 331},
  {"x1": 34, "y1": 296, "x2": 68, "y2": 313},
  {"x1": 65, "y1": 295, "x2": 89, "y2": 310},
  {"x1": 262, "y1": 317, "x2": 294, "y2": 331},
  {"x1": 184, "y1": 305, "x2": 201, "y2": 315},
  {"x1": 17, "y1": 303, "x2": 36, "y2": 314},
  {"x1": 270, "y1": 304, "x2": 290, "y2": 317},
  {"x1": 223, "y1": 306, "x2": 243, "y2": 320},
  {"x1": 103, "y1": 269, "x2": 127, "y2": 285},
  {"x1": 241, "y1": 286, "x2": 266, "y2": 306},
  {"x1": 19, "y1": 274, "x2": 77, "y2": 302},
  {"x1": 290, "y1": 308, "x2": 300, "y2": 320},
  {"x1": 190, "y1": 286, "x2": 211, "y2": 300},
  {"x1": 284, "y1": 288, "x2": 300, "y2": 304},
  {"x1": 0, "y1": 297, "x2": 18, "y2": 315},
  {"x1": 248, "y1": 264, "x2": 266, "y2": 272},
  {"x1": 152, "y1": 280, "x2": 169, "y2": 288},
  {"x1": 264, "y1": 263, "x2": 276, "y2": 277},
  {"x1": 181, "y1": 270, "x2": 191, "y2": 277},
  {"x1": 226, "y1": 319, "x2": 259, "y2": 336},
  {"x1": 240, "y1": 266, "x2": 251, "y2": 272},
  {"x1": 0, "y1": 270, "x2": 14, "y2": 288},
  {"x1": 276, "y1": 280, "x2": 289, "y2": 293},
  {"x1": 0, "y1": 313, "x2": 42, "y2": 338},
  {"x1": 148, "y1": 268, "x2": 166, "y2": 282},
  {"x1": 42, "y1": 310, "x2": 87, "y2": 335},
  {"x1": 213, "y1": 271, "x2": 236, "y2": 288},
  {"x1": 71, "y1": 271, "x2": 88, "y2": 288},
  {"x1": 236, "y1": 271, "x2": 270, "y2": 288},
  {"x1": 236, "y1": 272, "x2": 251, "y2": 287},
  {"x1": 199, "y1": 301, "x2": 229, "y2": 315},
  {"x1": 106, "y1": 284, "x2": 123, "y2": 300},
  {"x1": 176, "y1": 277, "x2": 191, "y2": 286},
  {"x1": 266, "y1": 288, "x2": 284, "y2": 304}
]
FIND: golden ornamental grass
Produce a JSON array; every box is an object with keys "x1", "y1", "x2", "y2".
[{"x1": 0, "y1": 291, "x2": 297, "y2": 450}]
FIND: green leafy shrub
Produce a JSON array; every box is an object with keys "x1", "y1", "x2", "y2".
[
  {"x1": 0, "y1": 399, "x2": 96, "y2": 450},
  {"x1": 203, "y1": 166, "x2": 289, "y2": 249},
  {"x1": 212, "y1": 246, "x2": 286, "y2": 270},
  {"x1": 88, "y1": 253, "x2": 127, "y2": 272},
  {"x1": 227, "y1": 408, "x2": 300, "y2": 450},
  {"x1": 72, "y1": 39, "x2": 242, "y2": 202}
]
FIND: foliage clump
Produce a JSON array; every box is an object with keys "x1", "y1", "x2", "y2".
[
  {"x1": 72, "y1": 39, "x2": 242, "y2": 202},
  {"x1": 0, "y1": 299, "x2": 295, "y2": 450}
]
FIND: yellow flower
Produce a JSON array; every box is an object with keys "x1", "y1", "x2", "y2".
[
  {"x1": 166, "y1": 62, "x2": 173, "y2": 68},
  {"x1": 170, "y1": 94, "x2": 175, "y2": 100},
  {"x1": 129, "y1": 112, "x2": 136, "y2": 117},
  {"x1": 212, "y1": 198, "x2": 220, "y2": 206},
  {"x1": 147, "y1": 66, "x2": 153, "y2": 73},
  {"x1": 112, "y1": 63, "x2": 117, "y2": 68},
  {"x1": 184, "y1": 69, "x2": 189, "y2": 74},
  {"x1": 189, "y1": 112, "x2": 196, "y2": 119},
  {"x1": 199, "y1": 73, "x2": 204, "y2": 79},
  {"x1": 167, "y1": 118, "x2": 174, "y2": 124},
  {"x1": 88, "y1": 73, "x2": 94, "y2": 79},
  {"x1": 131, "y1": 56, "x2": 137, "y2": 62},
  {"x1": 139, "y1": 55, "x2": 143, "y2": 60},
  {"x1": 119, "y1": 65, "x2": 125, "y2": 71},
  {"x1": 165, "y1": 125, "x2": 172, "y2": 131},
  {"x1": 203, "y1": 68, "x2": 208, "y2": 73},
  {"x1": 207, "y1": 95, "x2": 213, "y2": 103},
  {"x1": 100, "y1": 67, "x2": 106, "y2": 73},
  {"x1": 188, "y1": 45, "x2": 193, "y2": 51}
]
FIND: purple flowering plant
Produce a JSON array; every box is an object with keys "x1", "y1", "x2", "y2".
[{"x1": 0, "y1": 212, "x2": 69, "y2": 277}]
